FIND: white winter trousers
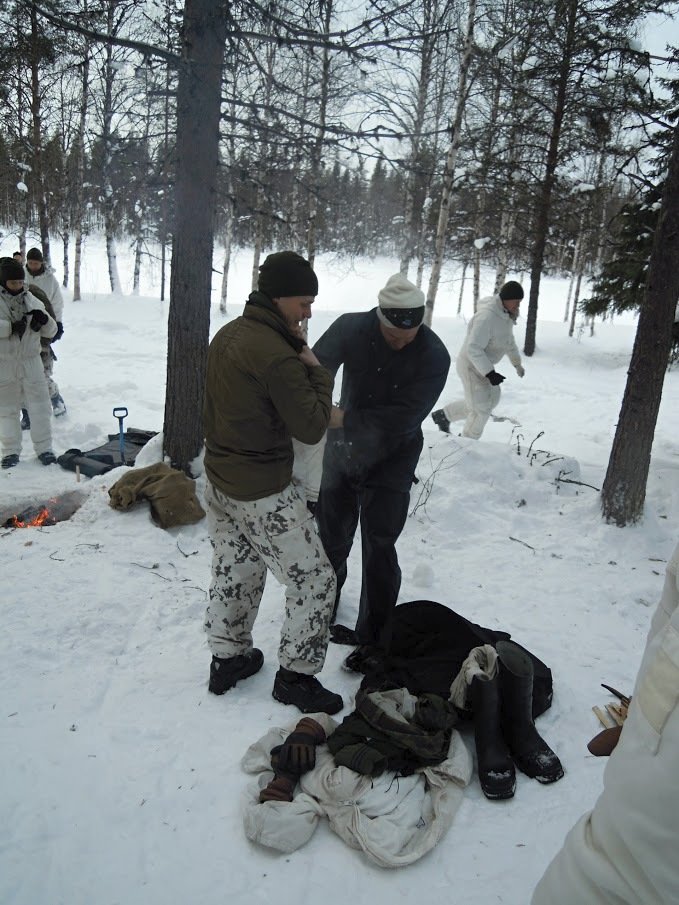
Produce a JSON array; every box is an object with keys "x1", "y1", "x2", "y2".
[
  {"x1": 0, "y1": 354, "x2": 52, "y2": 458},
  {"x1": 442, "y1": 357, "x2": 501, "y2": 440},
  {"x1": 532, "y1": 541, "x2": 679, "y2": 905},
  {"x1": 204, "y1": 480, "x2": 336, "y2": 674}
]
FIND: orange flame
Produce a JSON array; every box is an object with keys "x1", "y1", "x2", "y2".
[{"x1": 11, "y1": 507, "x2": 53, "y2": 528}]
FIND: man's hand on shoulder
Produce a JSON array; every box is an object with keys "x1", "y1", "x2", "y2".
[
  {"x1": 329, "y1": 405, "x2": 344, "y2": 428},
  {"x1": 299, "y1": 345, "x2": 321, "y2": 368}
]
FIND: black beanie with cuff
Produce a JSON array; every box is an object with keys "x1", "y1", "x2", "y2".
[{"x1": 258, "y1": 251, "x2": 319, "y2": 299}]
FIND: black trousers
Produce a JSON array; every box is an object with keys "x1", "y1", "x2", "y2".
[{"x1": 316, "y1": 439, "x2": 419, "y2": 652}]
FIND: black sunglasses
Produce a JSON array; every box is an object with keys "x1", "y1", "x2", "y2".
[{"x1": 382, "y1": 307, "x2": 424, "y2": 329}]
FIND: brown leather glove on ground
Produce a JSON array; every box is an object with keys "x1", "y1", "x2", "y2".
[{"x1": 259, "y1": 718, "x2": 327, "y2": 803}]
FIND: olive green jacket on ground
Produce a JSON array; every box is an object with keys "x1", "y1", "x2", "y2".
[{"x1": 203, "y1": 292, "x2": 333, "y2": 501}]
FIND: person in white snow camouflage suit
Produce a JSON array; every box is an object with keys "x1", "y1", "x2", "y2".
[
  {"x1": 532, "y1": 538, "x2": 679, "y2": 905},
  {"x1": 0, "y1": 257, "x2": 58, "y2": 468},
  {"x1": 24, "y1": 246, "x2": 66, "y2": 422},
  {"x1": 431, "y1": 281, "x2": 525, "y2": 439},
  {"x1": 202, "y1": 251, "x2": 343, "y2": 715}
]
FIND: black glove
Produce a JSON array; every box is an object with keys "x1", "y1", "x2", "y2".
[
  {"x1": 274, "y1": 717, "x2": 326, "y2": 775},
  {"x1": 486, "y1": 370, "x2": 505, "y2": 386},
  {"x1": 306, "y1": 500, "x2": 317, "y2": 516},
  {"x1": 53, "y1": 321, "x2": 64, "y2": 341},
  {"x1": 11, "y1": 317, "x2": 27, "y2": 338},
  {"x1": 29, "y1": 309, "x2": 49, "y2": 331}
]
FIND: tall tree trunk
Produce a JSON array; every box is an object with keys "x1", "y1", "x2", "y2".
[
  {"x1": 163, "y1": 0, "x2": 225, "y2": 473},
  {"x1": 457, "y1": 259, "x2": 468, "y2": 314},
  {"x1": 473, "y1": 245, "x2": 481, "y2": 311},
  {"x1": 72, "y1": 43, "x2": 89, "y2": 302},
  {"x1": 101, "y1": 6, "x2": 122, "y2": 294},
  {"x1": 564, "y1": 221, "x2": 584, "y2": 323},
  {"x1": 523, "y1": 0, "x2": 577, "y2": 356},
  {"x1": 29, "y1": 3, "x2": 50, "y2": 263},
  {"x1": 601, "y1": 123, "x2": 679, "y2": 526},
  {"x1": 306, "y1": 0, "x2": 332, "y2": 267},
  {"x1": 62, "y1": 231, "x2": 69, "y2": 287},
  {"x1": 132, "y1": 230, "x2": 143, "y2": 294},
  {"x1": 219, "y1": 202, "x2": 234, "y2": 315},
  {"x1": 568, "y1": 267, "x2": 584, "y2": 338},
  {"x1": 424, "y1": 0, "x2": 476, "y2": 327},
  {"x1": 398, "y1": 12, "x2": 434, "y2": 276},
  {"x1": 251, "y1": 198, "x2": 265, "y2": 292}
]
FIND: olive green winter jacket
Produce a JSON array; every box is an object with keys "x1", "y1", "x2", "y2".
[{"x1": 203, "y1": 292, "x2": 333, "y2": 501}]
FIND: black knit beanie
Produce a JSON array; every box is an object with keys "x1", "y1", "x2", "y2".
[
  {"x1": 499, "y1": 280, "x2": 524, "y2": 301},
  {"x1": 258, "y1": 251, "x2": 319, "y2": 299},
  {"x1": 26, "y1": 246, "x2": 43, "y2": 262},
  {"x1": 0, "y1": 257, "x2": 26, "y2": 285}
]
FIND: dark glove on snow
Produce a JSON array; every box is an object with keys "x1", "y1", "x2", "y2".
[
  {"x1": 486, "y1": 370, "x2": 505, "y2": 386},
  {"x1": 29, "y1": 309, "x2": 49, "y2": 331},
  {"x1": 259, "y1": 771, "x2": 297, "y2": 803},
  {"x1": 274, "y1": 717, "x2": 326, "y2": 775},
  {"x1": 53, "y1": 321, "x2": 64, "y2": 341},
  {"x1": 11, "y1": 316, "x2": 27, "y2": 338}
]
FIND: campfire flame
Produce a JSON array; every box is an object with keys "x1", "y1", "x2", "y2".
[
  {"x1": 2, "y1": 491, "x2": 86, "y2": 530},
  {"x1": 11, "y1": 506, "x2": 55, "y2": 528}
]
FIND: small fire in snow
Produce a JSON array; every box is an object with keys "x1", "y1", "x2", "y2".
[
  {"x1": 10, "y1": 506, "x2": 56, "y2": 528},
  {"x1": 1, "y1": 490, "x2": 87, "y2": 529}
]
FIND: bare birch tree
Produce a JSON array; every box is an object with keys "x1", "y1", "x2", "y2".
[{"x1": 424, "y1": 0, "x2": 476, "y2": 326}]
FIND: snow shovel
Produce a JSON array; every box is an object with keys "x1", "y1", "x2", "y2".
[{"x1": 113, "y1": 406, "x2": 128, "y2": 465}]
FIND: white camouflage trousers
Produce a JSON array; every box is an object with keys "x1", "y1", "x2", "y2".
[
  {"x1": 204, "y1": 480, "x2": 336, "y2": 675},
  {"x1": 0, "y1": 355, "x2": 53, "y2": 457},
  {"x1": 442, "y1": 357, "x2": 501, "y2": 440}
]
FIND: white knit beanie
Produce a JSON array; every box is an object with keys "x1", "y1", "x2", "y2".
[{"x1": 378, "y1": 273, "x2": 425, "y2": 310}]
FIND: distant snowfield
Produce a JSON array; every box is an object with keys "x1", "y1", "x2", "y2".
[{"x1": 1, "y1": 235, "x2": 677, "y2": 905}]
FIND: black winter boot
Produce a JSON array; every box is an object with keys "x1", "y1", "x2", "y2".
[
  {"x1": 208, "y1": 648, "x2": 264, "y2": 695},
  {"x1": 497, "y1": 640, "x2": 564, "y2": 784},
  {"x1": 470, "y1": 672, "x2": 516, "y2": 800},
  {"x1": 431, "y1": 409, "x2": 451, "y2": 434},
  {"x1": 272, "y1": 668, "x2": 343, "y2": 715}
]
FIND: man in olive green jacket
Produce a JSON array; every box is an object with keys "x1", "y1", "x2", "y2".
[{"x1": 203, "y1": 251, "x2": 343, "y2": 715}]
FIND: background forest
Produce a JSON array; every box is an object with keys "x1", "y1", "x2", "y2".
[
  {"x1": 0, "y1": 1, "x2": 675, "y2": 309},
  {"x1": 0, "y1": 0, "x2": 678, "y2": 523}
]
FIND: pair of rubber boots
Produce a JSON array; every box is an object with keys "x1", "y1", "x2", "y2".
[{"x1": 471, "y1": 640, "x2": 563, "y2": 800}]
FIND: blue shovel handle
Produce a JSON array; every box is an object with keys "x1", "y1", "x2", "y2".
[{"x1": 113, "y1": 406, "x2": 128, "y2": 465}]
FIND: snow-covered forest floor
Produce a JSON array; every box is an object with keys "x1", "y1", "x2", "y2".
[{"x1": 1, "y1": 237, "x2": 678, "y2": 905}]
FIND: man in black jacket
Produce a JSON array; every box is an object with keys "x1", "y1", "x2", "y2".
[{"x1": 313, "y1": 273, "x2": 450, "y2": 670}]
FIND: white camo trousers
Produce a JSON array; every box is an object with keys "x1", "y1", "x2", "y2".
[
  {"x1": 204, "y1": 480, "x2": 336, "y2": 675},
  {"x1": 447, "y1": 356, "x2": 501, "y2": 440},
  {"x1": 0, "y1": 355, "x2": 53, "y2": 457}
]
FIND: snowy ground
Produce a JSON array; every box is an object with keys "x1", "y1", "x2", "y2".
[{"x1": 1, "y1": 237, "x2": 678, "y2": 905}]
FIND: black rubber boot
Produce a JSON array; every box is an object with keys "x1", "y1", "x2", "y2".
[
  {"x1": 497, "y1": 640, "x2": 564, "y2": 784},
  {"x1": 470, "y1": 672, "x2": 516, "y2": 800},
  {"x1": 208, "y1": 648, "x2": 263, "y2": 695},
  {"x1": 272, "y1": 668, "x2": 343, "y2": 715},
  {"x1": 431, "y1": 409, "x2": 451, "y2": 434}
]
